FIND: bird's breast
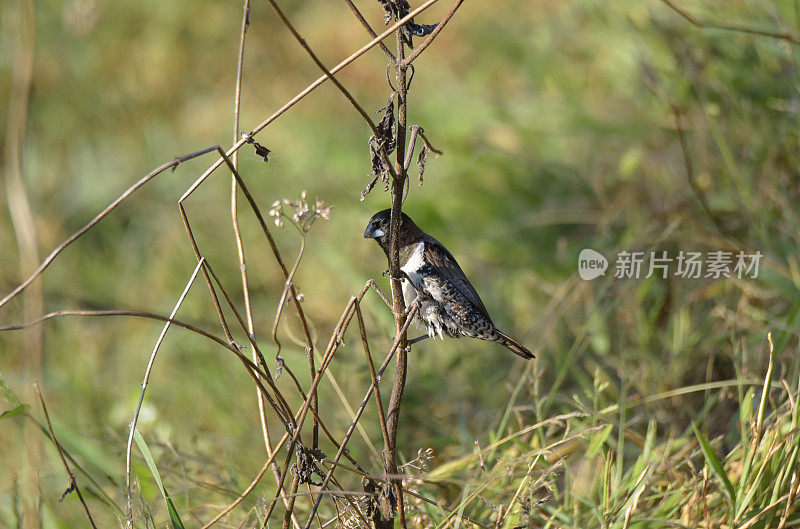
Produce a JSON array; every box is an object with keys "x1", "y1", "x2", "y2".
[{"x1": 400, "y1": 241, "x2": 427, "y2": 290}]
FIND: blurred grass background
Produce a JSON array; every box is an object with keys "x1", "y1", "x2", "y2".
[{"x1": 2, "y1": 0, "x2": 800, "y2": 527}]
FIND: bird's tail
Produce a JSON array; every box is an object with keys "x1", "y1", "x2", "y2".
[{"x1": 495, "y1": 331, "x2": 535, "y2": 359}]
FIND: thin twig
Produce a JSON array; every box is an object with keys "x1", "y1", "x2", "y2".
[
  {"x1": 201, "y1": 283, "x2": 379, "y2": 529},
  {"x1": 125, "y1": 258, "x2": 205, "y2": 525},
  {"x1": 403, "y1": 124, "x2": 443, "y2": 171},
  {"x1": 341, "y1": 0, "x2": 396, "y2": 61},
  {"x1": 34, "y1": 382, "x2": 98, "y2": 529},
  {"x1": 303, "y1": 304, "x2": 420, "y2": 528},
  {"x1": 0, "y1": 310, "x2": 228, "y2": 346},
  {"x1": 229, "y1": 3, "x2": 300, "y2": 525},
  {"x1": 356, "y1": 300, "x2": 391, "y2": 455}
]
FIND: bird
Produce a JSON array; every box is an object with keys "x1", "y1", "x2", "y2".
[{"x1": 363, "y1": 208, "x2": 534, "y2": 359}]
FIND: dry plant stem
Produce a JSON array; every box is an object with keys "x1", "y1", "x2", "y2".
[
  {"x1": 202, "y1": 261, "x2": 296, "y2": 426},
  {"x1": 0, "y1": 144, "x2": 218, "y2": 310},
  {"x1": 282, "y1": 472, "x2": 302, "y2": 529},
  {"x1": 202, "y1": 287, "x2": 371, "y2": 529},
  {"x1": 20, "y1": 413, "x2": 125, "y2": 517},
  {"x1": 125, "y1": 258, "x2": 205, "y2": 525},
  {"x1": 315, "y1": 353, "x2": 382, "y2": 460},
  {"x1": 205, "y1": 263, "x2": 352, "y2": 457},
  {"x1": 355, "y1": 301, "x2": 391, "y2": 467},
  {"x1": 179, "y1": 147, "x2": 308, "y2": 428},
  {"x1": 270, "y1": 235, "x2": 306, "y2": 363},
  {"x1": 319, "y1": 459, "x2": 491, "y2": 529},
  {"x1": 187, "y1": 0, "x2": 440, "y2": 195},
  {"x1": 178, "y1": 182, "x2": 235, "y2": 346},
  {"x1": 3, "y1": 312, "x2": 332, "y2": 527},
  {"x1": 229, "y1": 1, "x2": 286, "y2": 503},
  {"x1": 218, "y1": 134, "x2": 321, "y2": 448},
  {"x1": 341, "y1": 0, "x2": 395, "y2": 61},
  {"x1": 264, "y1": 0, "x2": 398, "y2": 182},
  {"x1": 262, "y1": 295, "x2": 385, "y2": 527},
  {"x1": 303, "y1": 304, "x2": 420, "y2": 528},
  {"x1": 5, "y1": 2, "x2": 42, "y2": 525},
  {"x1": 34, "y1": 382, "x2": 98, "y2": 529},
  {"x1": 404, "y1": 125, "x2": 443, "y2": 171},
  {"x1": 660, "y1": 0, "x2": 800, "y2": 44},
  {"x1": 381, "y1": 27, "x2": 411, "y2": 529},
  {"x1": 259, "y1": 448, "x2": 298, "y2": 528},
  {"x1": 0, "y1": 310, "x2": 232, "y2": 348},
  {"x1": 402, "y1": 0, "x2": 466, "y2": 67}
]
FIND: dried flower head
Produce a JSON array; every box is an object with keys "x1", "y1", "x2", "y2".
[{"x1": 269, "y1": 191, "x2": 332, "y2": 233}]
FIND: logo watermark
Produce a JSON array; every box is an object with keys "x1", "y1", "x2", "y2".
[
  {"x1": 578, "y1": 249, "x2": 608, "y2": 280},
  {"x1": 578, "y1": 249, "x2": 762, "y2": 280}
]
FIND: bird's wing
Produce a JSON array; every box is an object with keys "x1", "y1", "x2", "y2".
[{"x1": 422, "y1": 238, "x2": 493, "y2": 322}]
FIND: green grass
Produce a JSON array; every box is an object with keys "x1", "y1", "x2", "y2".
[{"x1": 2, "y1": 0, "x2": 800, "y2": 527}]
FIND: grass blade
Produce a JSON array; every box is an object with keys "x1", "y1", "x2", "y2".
[
  {"x1": 692, "y1": 422, "x2": 736, "y2": 513},
  {"x1": 133, "y1": 428, "x2": 185, "y2": 529},
  {"x1": 0, "y1": 404, "x2": 29, "y2": 420}
]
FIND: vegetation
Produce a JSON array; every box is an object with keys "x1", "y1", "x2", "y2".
[{"x1": 1, "y1": 0, "x2": 799, "y2": 528}]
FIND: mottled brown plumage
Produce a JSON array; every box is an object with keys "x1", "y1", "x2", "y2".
[{"x1": 364, "y1": 209, "x2": 534, "y2": 359}]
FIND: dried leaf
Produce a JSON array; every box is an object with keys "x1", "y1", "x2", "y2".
[
  {"x1": 416, "y1": 144, "x2": 429, "y2": 185},
  {"x1": 363, "y1": 99, "x2": 397, "y2": 199},
  {"x1": 376, "y1": 0, "x2": 437, "y2": 47},
  {"x1": 293, "y1": 444, "x2": 326, "y2": 486},
  {"x1": 252, "y1": 141, "x2": 271, "y2": 163}
]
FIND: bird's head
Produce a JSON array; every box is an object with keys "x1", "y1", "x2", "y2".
[{"x1": 364, "y1": 208, "x2": 418, "y2": 252}]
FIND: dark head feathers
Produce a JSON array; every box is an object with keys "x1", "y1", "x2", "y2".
[{"x1": 363, "y1": 209, "x2": 424, "y2": 254}]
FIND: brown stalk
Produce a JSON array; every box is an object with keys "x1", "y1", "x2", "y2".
[
  {"x1": 404, "y1": 124, "x2": 443, "y2": 171},
  {"x1": 380, "y1": 23, "x2": 411, "y2": 529},
  {"x1": 228, "y1": 5, "x2": 300, "y2": 522},
  {"x1": 124, "y1": 259, "x2": 206, "y2": 524},
  {"x1": 0, "y1": 310, "x2": 233, "y2": 350},
  {"x1": 356, "y1": 301, "x2": 391, "y2": 455},
  {"x1": 202, "y1": 283, "x2": 374, "y2": 528},
  {"x1": 34, "y1": 382, "x2": 98, "y2": 529},
  {"x1": 302, "y1": 304, "x2": 420, "y2": 528},
  {"x1": 341, "y1": 0, "x2": 396, "y2": 61}
]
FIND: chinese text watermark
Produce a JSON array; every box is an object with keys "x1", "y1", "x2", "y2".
[{"x1": 578, "y1": 250, "x2": 762, "y2": 280}]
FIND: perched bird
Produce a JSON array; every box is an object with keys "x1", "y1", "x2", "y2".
[{"x1": 363, "y1": 209, "x2": 534, "y2": 359}]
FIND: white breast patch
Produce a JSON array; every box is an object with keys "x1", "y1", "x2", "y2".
[{"x1": 400, "y1": 242, "x2": 426, "y2": 290}]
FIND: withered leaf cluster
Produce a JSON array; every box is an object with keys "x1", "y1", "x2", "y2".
[
  {"x1": 292, "y1": 444, "x2": 326, "y2": 486},
  {"x1": 376, "y1": 0, "x2": 437, "y2": 47},
  {"x1": 362, "y1": 100, "x2": 397, "y2": 200}
]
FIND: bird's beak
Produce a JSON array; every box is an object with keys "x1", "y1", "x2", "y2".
[{"x1": 364, "y1": 225, "x2": 385, "y2": 238}]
